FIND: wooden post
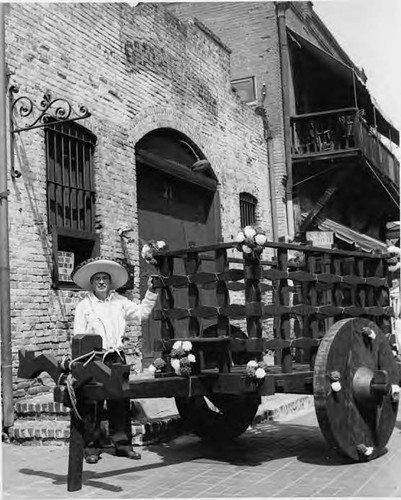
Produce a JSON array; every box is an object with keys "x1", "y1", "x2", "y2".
[
  {"x1": 215, "y1": 248, "x2": 230, "y2": 338},
  {"x1": 322, "y1": 253, "x2": 335, "y2": 332},
  {"x1": 215, "y1": 247, "x2": 232, "y2": 372},
  {"x1": 67, "y1": 404, "x2": 85, "y2": 492},
  {"x1": 277, "y1": 248, "x2": 292, "y2": 373},
  {"x1": 333, "y1": 257, "x2": 343, "y2": 322},
  {"x1": 244, "y1": 252, "x2": 262, "y2": 346},
  {"x1": 306, "y1": 252, "x2": 319, "y2": 369},
  {"x1": 184, "y1": 251, "x2": 200, "y2": 338},
  {"x1": 67, "y1": 335, "x2": 102, "y2": 492},
  {"x1": 160, "y1": 255, "x2": 175, "y2": 337}
]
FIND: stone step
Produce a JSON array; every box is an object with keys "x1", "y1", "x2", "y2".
[
  {"x1": 9, "y1": 416, "x2": 183, "y2": 447},
  {"x1": 8, "y1": 393, "x2": 314, "y2": 446}
]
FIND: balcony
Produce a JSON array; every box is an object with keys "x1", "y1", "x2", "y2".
[{"x1": 290, "y1": 107, "x2": 399, "y2": 187}]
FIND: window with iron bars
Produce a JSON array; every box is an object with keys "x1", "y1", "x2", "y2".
[
  {"x1": 45, "y1": 121, "x2": 99, "y2": 288},
  {"x1": 239, "y1": 192, "x2": 257, "y2": 227}
]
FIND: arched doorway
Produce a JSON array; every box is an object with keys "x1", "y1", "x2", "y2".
[{"x1": 135, "y1": 128, "x2": 222, "y2": 365}]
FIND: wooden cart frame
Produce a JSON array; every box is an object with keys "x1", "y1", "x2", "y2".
[{"x1": 18, "y1": 239, "x2": 401, "y2": 491}]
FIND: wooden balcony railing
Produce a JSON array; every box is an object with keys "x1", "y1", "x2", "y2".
[{"x1": 290, "y1": 108, "x2": 399, "y2": 186}]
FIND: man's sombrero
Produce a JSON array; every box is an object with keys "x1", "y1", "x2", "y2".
[{"x1": 71, "y1": 257, "x2": 129, "y2": 290}]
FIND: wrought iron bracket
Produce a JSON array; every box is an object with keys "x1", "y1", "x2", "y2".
[
  {"x1": 9, "y1": 86, "x2": 91, "y2": 134},
  {"x1": 8, "y1": 86, "x2": 92, "y2": 179}
]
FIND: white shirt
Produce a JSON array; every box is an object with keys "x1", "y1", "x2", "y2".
[{"x1": 73, "y1": 290, "x2": 158, "y2": 351}]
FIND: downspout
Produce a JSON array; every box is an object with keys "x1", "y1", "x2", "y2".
[
  {"x1": 266, "y1": 131, "x2": 279, "y2": 241},
  {"x1": 256, "y1": 103, "x2": 278, "y2": 241},
  {"x1": 0, "y1": 3, "x2": 14, "y2": 429},
  {"x1": 276, "y1": 2, "x2": 295, "y2": 238}
]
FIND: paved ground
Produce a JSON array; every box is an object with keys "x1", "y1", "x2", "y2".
[{"x1": 2, "y1": 405, "x2": 401, "y2": 500}]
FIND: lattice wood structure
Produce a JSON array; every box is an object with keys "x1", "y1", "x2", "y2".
[
  {"x1": 150, "y1": 241, "x2": 393, "y2": 385},
  {"x1": 17, "y1": 239, "x2": 400, "y2": 492}
]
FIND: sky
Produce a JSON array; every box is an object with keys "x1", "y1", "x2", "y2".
[{"x1": 312, "y1": 0, "x2": 401, "y2": 138}]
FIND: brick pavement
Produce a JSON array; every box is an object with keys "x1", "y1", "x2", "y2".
[{"x1": 2, "y1": 405, "x2": 401, "y2": 499}]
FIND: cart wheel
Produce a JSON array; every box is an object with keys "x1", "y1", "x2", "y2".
[
  {"x1": 175, "y1": 394, "x2": 260, "y2": 442},
  {"x1": 314, "y1": 318, "x2": 399, "y2": 461}
]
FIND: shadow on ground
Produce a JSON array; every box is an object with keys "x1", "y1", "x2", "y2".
[{"x1": 17, "y1": 419, "x2": 353, "y2": 493}]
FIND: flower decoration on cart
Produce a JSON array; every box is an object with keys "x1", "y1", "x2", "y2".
[
  {"x1": 148, "y1": 357, "x2": 167, "y2": 375},
  {"x1": 234, "y1": 226, "x2": 267, "y2": 260},
  {"x1": 245, "y1": 360, "x2": 268, "y2": 380},
  {"x1": 387, "y1": 245, "x2": 401, "y2": 273},
  {"x1": 141, "y1": 240, "x2": 167, "y2": 266},
  {"x1": 169, "y1": 340, "x2": 197, "y2": 377}
]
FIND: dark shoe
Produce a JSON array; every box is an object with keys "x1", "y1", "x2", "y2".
[
  {"x1": 85, "y1": 454, "x2": 100, "y2": 464},
  {"x1": 115, "y1": 446, "x2": 141, "y2": 459}
]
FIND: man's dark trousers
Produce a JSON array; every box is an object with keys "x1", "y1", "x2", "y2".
[{"x1": 82, "y1": 351, "x2": 132, "y2": 457}]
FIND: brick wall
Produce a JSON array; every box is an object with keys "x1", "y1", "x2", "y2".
[
  {"x1": 165, "y1": 1, "x2": 290, "y2": 237},
  {"x1": 4, "y1": 2, "x2": 271, "y2": 399},
  {"x1": 165, "y1": 1, "x2": 364, "y2": 240}
]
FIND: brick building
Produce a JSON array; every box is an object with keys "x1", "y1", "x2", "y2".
[
  {"x1": 3, "y1": 2, "x2": 274, "y2": 402},
  {"x1": 166, "y1": 1, "x2": 399, "y2": 249}
]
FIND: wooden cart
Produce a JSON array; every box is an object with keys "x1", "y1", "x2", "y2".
[{"x1": 18, "y1": 239, "x2": 401, "y2": 491}]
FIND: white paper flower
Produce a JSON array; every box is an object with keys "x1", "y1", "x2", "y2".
[
  {"x1": 255, "y1": 368, "x2": 266, "y2": 379},
  {"x1": 170, "y1": 358, "x2": 181, "y2": 372},
  {"x1": 182, "y1": 341, "x2": 192, "y2": 352},
  {"x1": 254, "y1": 234, "x2": 267, "y2": 246},
  {"x1": 235, "y1": 231, "x2": 245, "y2": 243},
  {"x1": 331, "y1": 381, "x2": 342, "y2": 392},
  {"x1": 141, "y1": 244, "x2": 151, "y2": 259},
  {"x1": 172, "y1": 341, "x2": 182, "y2": 350},
  {"x1": 389, "y1": 262, "x2": 401, "y2": 272},
  {"x1": 188, "y1": 354, "x2": 196, "y2": 363},
  {"x1": 148, "y1": 364, "x2": 157, "y2": 374},
  {"x1": 243, "y1": 226, "x2": 256, "y2": 238},
  {"x1": 157, "y1": 240, "x2": 166, "y2": 249},
  {"x1": 364, "y1": 446, "x2": 374, "y2": 456},
  {"x1": 242, "y1": 245, "x2": 252, "y2": 254},
  {"x1": 387, "y1": 245, "x2": 401, "y2": 256},
  {"x1": 247, "y1": 360, "x2": 258, "y2": 368}
]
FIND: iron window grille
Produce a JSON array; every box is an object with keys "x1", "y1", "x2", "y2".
[
  {"x1": 240, "y1": 192, "x2": 257, "y2": 228},
  {"x1": 45, "y1": 121, "x2": 99, "y2": 288}
]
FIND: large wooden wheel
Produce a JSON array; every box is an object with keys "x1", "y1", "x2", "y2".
[
  {"x1": 314, "y1": 318, "x2": 399, "y2": 461},
  {"x1": 175, "y1": 323, "x2": 261, "y2": 441},
  {"x1": 175, "y1": 394, "x2": 260, "y2": 442}
]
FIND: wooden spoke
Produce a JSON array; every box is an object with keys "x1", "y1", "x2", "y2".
[{"x1": 314, "y1": 318, "x2": 399, "y2": 461}]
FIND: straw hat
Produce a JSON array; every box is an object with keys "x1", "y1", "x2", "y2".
[{"x1": 71, "y1": 257, "x2": 129, "y2": 290}]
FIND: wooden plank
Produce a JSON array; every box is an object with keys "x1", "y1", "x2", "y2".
[
  {"x1": 157, "y1": 239, "x2": 387, "y2": 260},
  {"x1": 218, "y1": 268, "x2": 245, "y2": 281},
  {"x1": 77, "y1": 373, "x2": 272, "y2": 400},
  {"x1": 273, "y1": 371, "x2": 314, "y2": 394},
  {"x1": 136, "y1": 150, "x2": 218, "y2": 191},
  {"x1": 208, "y1": 372, "x2": 275, "y2": 396},
  {"x1": 17, "y1": 350, "x2": 62, "y2": 383},
  {"x1": 229, "y1": 337, "x2": 267, "y2": 352},
  {"x1": 219, "y1": 303, "x2": 246, "y2": 319}
]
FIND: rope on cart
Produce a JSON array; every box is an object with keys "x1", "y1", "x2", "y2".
[
  {"x1": 58, "y1": 350, "x2": 103, "y2": 421},
  {"x1": 65, "y1": 374, "x2": 83, "y2": 421}
]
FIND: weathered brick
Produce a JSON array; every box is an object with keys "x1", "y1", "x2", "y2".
[{"x1": 6, "y1": 2, "x2": 272, "y2": 401}]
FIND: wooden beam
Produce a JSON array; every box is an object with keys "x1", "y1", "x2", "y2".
[
  {"x1": 300, "y1": 185, "x2": 338, "y2": 232},
  {"x1": 137, "y1": 149, "x2": 217, "y2": 192}
]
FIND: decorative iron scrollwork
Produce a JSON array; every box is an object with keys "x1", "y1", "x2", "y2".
[{"x1": 9, "y1": 86, "x2": 91, "y2": 134}]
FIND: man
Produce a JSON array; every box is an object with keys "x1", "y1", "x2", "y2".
[{"x1": 71, "y1": 257, "x2": 158, "y2": 464}]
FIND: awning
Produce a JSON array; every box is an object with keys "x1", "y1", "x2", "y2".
[
  {"x1": 314, "y1": 215, "x2": 388, "y2": 253},
  {"x1": 287, "y1": 28, "x2": 400, "y2": 146}
]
